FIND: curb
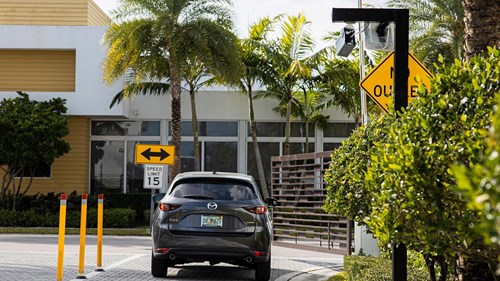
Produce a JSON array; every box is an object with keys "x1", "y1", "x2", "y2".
[{"x1": 275, "y1": 266, "x2": 340, "y2": 281}]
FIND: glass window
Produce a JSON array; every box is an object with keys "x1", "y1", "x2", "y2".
[
  {"x1": 323, "y1": 123, "x2": 356, "y2": 137},
  {"x1": 247, "y1": 142, "x2": 280, "y2": 189},
  {"x1": 126, "y1": 141, "x2": 160, "y2": 193},
  {"x1": 170, "y1": 180, "x2": 256, "y2": 200},
  {"x1": 291, "y1": 122, "x2": 315, "y2": 137},
  {"x1": 324, "y1": 143, "x2": 342, "y2": 151},
  {"x1": 249, "y1": 122, "x2": 313, "y2": 137},
  {"x1": 288, "y1": 143, "x2": 316, "y2": 155},
  {"x1": 91, "y1": 121, "x2": 160, "y2": 136},
  {"x1": 201, "y1": 122, "x2": 237, "y2": 136},
  {"x1": 204, "y1": 142, "x2": 237, "y2": 172},
  {"x1": 180, "y1": 141, "x2": 202, "y2": 172},
  {"x1": 249, "y1": 122, "x2": 285, "y2": 137},
  {"x1": 181, "y1": 121, "x2": 238, "y2": 137},
  {"x1": 90, "y1": 141, "x2": 124, "y2": 194}
]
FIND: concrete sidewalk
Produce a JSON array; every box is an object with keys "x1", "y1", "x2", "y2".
[{"x1": 0, "y1": 234, "x2": 344, "y2": 281}]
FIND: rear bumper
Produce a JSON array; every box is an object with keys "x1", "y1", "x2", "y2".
[
  {"x1": 153, "y1": 247, "x2": 269, "y2": 263},
  {"x1": 151, "y1": 223, "x2": 272, "y2": 264}
]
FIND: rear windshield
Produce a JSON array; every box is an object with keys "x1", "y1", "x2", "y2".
[{"x1": 170, "y1": 179, "x2": 256, "y2": 200}]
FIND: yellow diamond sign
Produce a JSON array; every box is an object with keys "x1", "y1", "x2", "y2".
[
  {"x1": 135, "y1": 144, "x2": 175, "y2": 165},
  {"x1": 360, "y1": 52, "x2": 433, "y2": 113}
]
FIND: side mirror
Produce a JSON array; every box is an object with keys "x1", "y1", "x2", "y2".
[
  {"x1": 152, "y1": 193, "x2": 165, "y2": 204},
  {"x1": 265, "y1": 197, "x2": 278, "y2": 207}
]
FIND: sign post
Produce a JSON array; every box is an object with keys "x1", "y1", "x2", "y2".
[
  {"x1": 331, "y1": 8, "x2": 409, "y2": 281},
  {"x1": 135, "y1": 144, "x2": 175, "y2": 230}
]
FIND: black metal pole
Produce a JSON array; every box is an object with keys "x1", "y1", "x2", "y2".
[
  {"x1": 393, "y1": 9, "x2": 409, "y2": 111},
  {"x1": 331, "y1": 8, "x2": 409, "y2": 281},
  {"x1": 392, "y1": 9, "x2": 409, "y2": 281}
]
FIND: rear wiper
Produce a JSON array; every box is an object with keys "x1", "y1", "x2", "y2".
[{"x1": 183, "y1": 195, "x2": 214, "y2": 200}]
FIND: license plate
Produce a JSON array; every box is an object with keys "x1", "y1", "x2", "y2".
[{"x1": 201, "y1": 215, "x2": 223, "y2": 227}]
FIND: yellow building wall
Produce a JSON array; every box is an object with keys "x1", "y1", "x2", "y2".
[
  {"x1": 0, "y1": 0, "x2": 109, "y2": 26},
  {"x1": 0, "y1": 49, "x2": 76, "y2": 92},
  {"x1": 26, "y1": 116, "x2": 90, "y2": 195}
]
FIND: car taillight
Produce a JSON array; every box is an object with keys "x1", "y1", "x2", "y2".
[
  {"x1": 244, "y1": 205, "x2": 267, "y2": 214},
  {"x1": 253, "y1": 251, "x2": 268, "y2": 257},
  {"x1": 154, "y1": 248, "x2": 168, "y2": 254},
  {"x1": 159, "y1": 203, "x2": 181, "y2": 211}
]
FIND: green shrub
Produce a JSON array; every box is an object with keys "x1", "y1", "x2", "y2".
[
  {"x1": 11, "y1": 192, "x2": 152, "y2": 226},
  {"x1": 66, "y1": 208, "x2": 136, "y2": 228},
  {"x1": 0, "y1": 208, "x2": 137, "y2": 228},
  {"x1": 344, "y1": 256, "x2": 429, "y2": 281},
  {"x1": 327, "y1": 272, "x2": 345, "y2": 281}
]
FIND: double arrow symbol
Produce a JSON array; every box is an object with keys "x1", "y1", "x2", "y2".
[{"x1": 141, "y1": 148, "x2": 170, "y2": 161}]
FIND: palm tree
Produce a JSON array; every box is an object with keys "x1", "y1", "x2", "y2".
[
  {"x1": 256, "y1": 13, "x2": 316, "y2": 156},
  {"x1": 387, "y1": 0, "x2": 464, "y2": 65},
  {"x1": 233, "y1": 16, "x2": 280, "y2": 198},
  {"x1": 102, "y1": 0, "x2": 241, "y2": 180},
  {"x1": 182, "y1": 60, "x2": 212, "y2": 172},
  {"x1": 316, "y1": 57, "x2": 363, "y2": 127},
  {"x1": 463, "y1": 0, "x2": 500, "y2": 59},
  {"x1": 293, "y1": 84, "x2": 330, "y2": 152}
]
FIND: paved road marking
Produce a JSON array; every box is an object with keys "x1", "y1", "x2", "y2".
[{"x1": 70, "y1": 254, "x2": 146, "y2": 280}]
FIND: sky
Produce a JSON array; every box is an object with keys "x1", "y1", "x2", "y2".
[{"x1": 93, "y1": 0, "x2": 388, "y2": 45}]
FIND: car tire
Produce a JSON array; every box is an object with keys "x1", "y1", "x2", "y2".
[
  {"x1": 254, "y1": 254, "x2": 271, "y2": 281},
  {"x1": 151, "y1": 252, "x2": 168, "y2": 277}
]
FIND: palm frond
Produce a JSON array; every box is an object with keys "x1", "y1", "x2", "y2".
[{"x1": 110, "y1": 82, "x2": 170, "y2": 108}]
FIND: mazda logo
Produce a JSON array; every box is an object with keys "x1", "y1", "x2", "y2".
[{"x1": 207, "y1": 202, "x2": 218, "y2": 210}]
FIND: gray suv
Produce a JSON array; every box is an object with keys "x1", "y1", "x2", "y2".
[{"x1": 151, "y1": 171, "x2": 277, "y2": 281}]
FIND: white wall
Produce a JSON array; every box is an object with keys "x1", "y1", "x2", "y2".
[
  {"x1": 128, "y1": 90, "x2": 354, "y2": 122},
  {"x1": 0, "y1": 25, "x2": 125, "y2": 116},
  {"x1": 0, "y1": 25, "x2": 354, "y2": 123}
]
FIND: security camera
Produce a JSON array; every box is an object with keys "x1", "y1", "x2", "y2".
[
  {"x1": 364, "y1": 21, "x2": 394, "y2": 51},
  {"x1": 335, "y1": 24, "x2": 356, "y2": 57}
]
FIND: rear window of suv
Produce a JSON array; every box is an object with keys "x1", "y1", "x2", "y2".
[{"x1": 170, "y1": 178, "x2": 257, "y2": 201}]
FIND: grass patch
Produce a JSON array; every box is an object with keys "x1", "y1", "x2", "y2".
[{"x1": 0, "y1": 227, "x2": 150, "y2": 236}]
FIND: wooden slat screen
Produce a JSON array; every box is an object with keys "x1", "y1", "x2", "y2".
[{"x1": 271, "y1": 151, "x2": 353, "y2": 255}]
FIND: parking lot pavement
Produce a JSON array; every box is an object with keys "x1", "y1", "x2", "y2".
[{"x1": 0, "y1": 234, "x2": 343, "y2": 281}]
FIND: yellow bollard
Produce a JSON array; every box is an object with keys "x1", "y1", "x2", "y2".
[
  {"x1": 95, "y1": 194, "x2": 104, "y2": 272},
  {"x1": 56, "y1": 193, "x2": 67, "y2": 281},
  {"x1": 76, "y1": 194, "x2": 88, "y2": 279}
]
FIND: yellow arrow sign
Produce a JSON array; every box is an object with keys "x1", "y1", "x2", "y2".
[
  {"x1": 360, "y1": 52, "x2": 433, "y2": 113},
  {"x1": 135, "y1": 144, "x2": 175, "y2": 165}
]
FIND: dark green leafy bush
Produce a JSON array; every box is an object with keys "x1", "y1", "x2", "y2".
[
  {"x1": 0, "y1": 208, "x2": 136, "y2": 228},
  {"x1": 10, "y1": 192, "x2": 151, "y2": 225}
]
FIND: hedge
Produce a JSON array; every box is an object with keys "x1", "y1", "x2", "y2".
[
  {"x1": 0, "y1": 208, "x2": 137, "y2": 228},
  {"x1": 10, "y1": 192, "x2": 152, "y2": 225},
  {"x1": 343, "y1": 255, "x2": 429, "y2": 281}
]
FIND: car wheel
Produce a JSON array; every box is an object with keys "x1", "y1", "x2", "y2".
[
  {"x1": 151, "y1": 252, "x2": 168, "y2": 277},
  {"x1": 254, "y1": 254, "x2": 271, "y2": 281}
]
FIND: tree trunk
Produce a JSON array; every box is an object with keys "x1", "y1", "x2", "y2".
[
  {"x1": 283, "y1": 96, "x2": 292, "y2": 156},
  {"x1": 248, "y1": 87, "x2": 269, "y2": 198},
  {"x1": 455, "y1": 255, "x2": 497, "y2": 281},
  {"x1": 463, "y1": 0, "x2": 500, "y2": 59},
  {"x1": 190, "y1": 90, "x2": 200, "y2": 171},
  {"x1": 169, "y1": 62, "x2": 182, "y2": 182}
]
